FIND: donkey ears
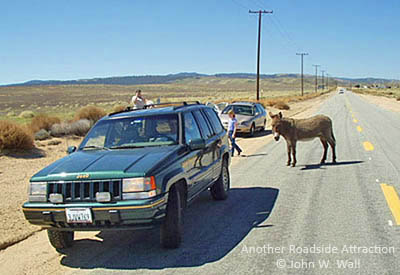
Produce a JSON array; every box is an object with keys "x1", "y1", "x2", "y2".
[{"x1": 278, "y1": 112, "x2": 283, "y2": 119}]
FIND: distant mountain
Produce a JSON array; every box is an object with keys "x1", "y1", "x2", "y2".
[{"x1": 4, "y1": 72, "x2": 398, "y2": 87}]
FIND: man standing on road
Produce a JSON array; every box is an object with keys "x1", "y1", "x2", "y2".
[
  {"x1": 131, "y1": 89, "x2": 147, "y2": 109},
  {"x1": 228, "y1": 110, "x2": 242, "y2": 157}
]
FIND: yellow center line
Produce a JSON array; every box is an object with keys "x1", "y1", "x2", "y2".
[
  {"x1": 357, "y1": 126, "x2": 363, "y2": 132},
  {"x1": 381, "y1": 184, "x2": 400, "y2": 225},
  {"x1": 363, "y1": 141, "x2": 374, "y2": 151},
  {"x1": 353, "y1": 118, "x2": 358, "y2": 123}
]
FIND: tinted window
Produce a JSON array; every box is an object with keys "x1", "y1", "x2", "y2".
[
  {"x1": 204, "y1": 108, "x2": 224, "y2": 134},
  {"x1": 256, "y1": 104, "x2": 264, "y2": 113},
  {"x1": 183, "y1": 112, "x2": 202, "y2": 144},
  {"x1": 200, "y1": 110, "x2": 216, "y2": 136},
  {"x1": 80, "y1": 114, "x2": 179, "y2": 149},
  {"x1": 193, "y1": 110, "x2": 213, "y2": 139},
  {"x1": 222, "y1": 105, "x2": 254, "y2": 116}
]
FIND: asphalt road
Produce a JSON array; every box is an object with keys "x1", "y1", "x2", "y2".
[{"x1": 2, "y1": 91, "x2": 400, "y2": 275}]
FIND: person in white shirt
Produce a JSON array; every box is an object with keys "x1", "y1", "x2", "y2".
[{"x1": 131, "y1": 89, "x2": 147, "y2": 109}]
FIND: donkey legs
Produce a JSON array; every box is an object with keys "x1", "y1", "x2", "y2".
[
  {"x1": 319, "y1": 138, "x2": 329, "y2": 164},
  {"x1": 286, "y1": 143, "x2": 292, "y2": 166},
  {"x1": 291, "y1": 142, "x2": 297, "y2": 167},
  {"x1": 327, "y1": 138, "x2": 337, "y2": 163}
]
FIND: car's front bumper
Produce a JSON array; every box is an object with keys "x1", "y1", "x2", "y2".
[{"x1": 22, "y1": 195, "x2": 167, "y2": 231}]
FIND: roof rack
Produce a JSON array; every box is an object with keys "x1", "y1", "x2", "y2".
[
  {"x1": 108, "y1": 101, "x2": 202, "y2": 116},
  {"x1": 232, "y1": 101, "x2": 257, "y2": 105},
  {"x1": 144, "y1": 101, "x2": 201, "y2": 110}
]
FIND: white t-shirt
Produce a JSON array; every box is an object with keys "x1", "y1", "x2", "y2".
[{"x1": 131, "y1": 96, "x2": 146, "y2": 109}]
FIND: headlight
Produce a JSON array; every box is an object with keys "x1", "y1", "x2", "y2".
[
  {"x1": 122, "y1": 177, "x2": 156, "y2": 200},
  {"x1": 28, "y1": 182, "x2": 47, "y2": 202}
]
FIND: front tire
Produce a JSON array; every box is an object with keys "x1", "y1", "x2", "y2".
[
  {"x1": 47, "y1": 229, "x2": 74, "y2": 250},
  {"x1": 160, "y1": 186, "x2": 184, "y2": 249},
  {"x1": 210, "y1": 160, "x2": 230, "y2": 200},
  {"x1": 249, "y1": 124, "x2": 255, "y2": 137}
]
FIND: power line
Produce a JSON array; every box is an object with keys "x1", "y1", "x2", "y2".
[
  {"x1": 296, "y1": 53, "x2": 308, "y2": 96},
  {"x1": 312, "y1": 64, "x2": 320, "y2": 93},
  {"x1": 249, "y1": 9, "x2": 273, "y2": 101},
  {"x1": 321, "y1": 70, "x2": 325, "y2": 90}
]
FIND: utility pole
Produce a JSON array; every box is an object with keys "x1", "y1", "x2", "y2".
[
  {"x1": 326, "y1": 73, "x2": 329, "y2": 89},
  {"x1": 249, "y1": 9, "x2": 273, "y2": 101},
  {"x1": 321, "y1": 70, "x2": 325, "y2": 90},
  {"x1": 296, "y1": 53, "x2": 308, "y2": 96},
  {"x1": 312, "y1": 65, "x2": 320, "y2": 93}
]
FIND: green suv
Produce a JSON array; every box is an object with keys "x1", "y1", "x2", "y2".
[{"x1": 22, "y1": 102, "x2": 231, "y2": 249}]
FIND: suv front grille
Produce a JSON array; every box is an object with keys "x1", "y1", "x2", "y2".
[{"x1": 47, "y1": 179, "x2": 122, "y2": 202}]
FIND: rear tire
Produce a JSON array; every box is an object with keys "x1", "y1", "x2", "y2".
[
  {"x1": 160, "y1": 186, "x2": 184, "y2": 249},
  {"x1": 47, "y1": 229, "x2": 74, "y2": 250},
  {"x1": 262, "y1": 120, "x2": 267, "y2": 131},
  {"x1": 210, "y1": 160, "x2": 230, "y2": 200}
]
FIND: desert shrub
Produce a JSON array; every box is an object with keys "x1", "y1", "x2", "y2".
[
  {"x1": 397, "y1": 96, "x2": 400, "y2": 101},
  {"x1": 70, "y1": 119, "x2": 91, "y2": 136},
  {"x1": 273, "y1": 101, "x2": 290, "y2": 110},
  {"x1": 6, "y1": 111, "x2": 16, "y2": 117},
  {"x1": 50, "y1": 122, "x2": 72, "y2": 137},
  {"x1": 0, "y1": 120, "x2": 34, "y2": 151},
  {"x1": 112, "y1": 105, "x2": 127, "y2": 113},
  {"x1": 29, "y1": 114, "x2": 61, "y2": 133},
  {"x1": 34, "y1": 129, "x2": 51, "y2": 141},
  {"x1": 50, "y1": 119, "x2": 91, "y2": 137},
  {"x1": 19, "y1": 111, "x2": 35, "y2": 119},
  {"x1": 75, "y1": 106, "x2": 105, "y2": 123}
]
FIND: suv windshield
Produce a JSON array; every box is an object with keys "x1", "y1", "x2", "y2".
[
  {"x1": 80, "y1": 114, "x2": 179, "y2": 150},
  {"x1": 222, "y1": 105, "x2": 254, "y2": 116}
]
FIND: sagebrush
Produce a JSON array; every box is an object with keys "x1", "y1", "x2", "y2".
[
  {"x1": 29, "y1": 114, "x2": 61, "y2": 133},
  {"x1": 75, "y1": 106, "x2": 106, "y2": 123},
  {"x1": 0, "y1": 120, "x2": 34, "y2": 151}
]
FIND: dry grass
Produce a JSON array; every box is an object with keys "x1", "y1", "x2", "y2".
[
  {"x1": 0, "y1": 120, "x2": 34, "y2": 151},
  {"x1": 74, "y1": 106, "x2": 106, "y2": 123},
  {"x1": 18, "y1": 111, "x2": 34, "y2": 119},
  {"x1": 112, "y1": 105, "x2": 127, "y2": 113},
  {"x1": 353, "y1": 88, "x2": 400, "y2": 99},
  {"x1": 29, "y1": 114, "x2": 61, "y2": 133},
  {"x1": 272, "y1": 101, "x2": 290, "y2": 110}
]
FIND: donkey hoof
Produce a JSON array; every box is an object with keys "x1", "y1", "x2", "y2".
[
  {"x1": 332, "y1": 160, "x2": 337, "y2": 164},
  {"x1": 320, "y1": 160, "x2": 325, "y2": 164},
  {"x1": 291, "y1": 163, "x2": 296, "y2": 167},
  {"x1": 287, "y1": 163, "x2": 291, "y2": 166}
]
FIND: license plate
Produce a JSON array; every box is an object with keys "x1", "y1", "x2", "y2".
[{"x1": 66, "y1": 208, "x2": 93, "y2": 224}]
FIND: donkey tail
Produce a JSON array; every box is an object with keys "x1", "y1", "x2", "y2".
[{"x1": 331, "y1": 130, "x2": 336, "y2": 143}]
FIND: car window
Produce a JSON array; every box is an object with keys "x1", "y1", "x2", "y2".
[
  {"x1": 222, "y1": 105, "x2": 254, "y2": 116},
  {"x1": 204, "y1": 108, "x2": 224, "y2": 134},
  {"x1": 80, "y1": 114, "x2": 179, "y2": 149},
  {"x1": 256, "y1": 105, "x2": 263, "y2": 114},
  {"x1": 193, "y1": 110, "x2": 213, "y2": 139},
  {"x1": 200, "y1": 109, "x2": 216, "y2": 136},
  {"x1": 183, "y1": 112, "x2": 202, "y2": 144}
]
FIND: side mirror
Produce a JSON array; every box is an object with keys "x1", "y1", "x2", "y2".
[
  {"x1": 67, "y1": 146, "x2": 77, "y2": 154},
  {"x1": 188, "y1": 139, "x2": 206, "y2": 151}
]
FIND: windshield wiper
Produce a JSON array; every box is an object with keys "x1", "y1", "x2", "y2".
[
  {"x1": 81, "y1": 145, "x2": 111, "y2": 151},
  {"x1": 110, "y1": 145, "x2": 145, "y2": 149}
]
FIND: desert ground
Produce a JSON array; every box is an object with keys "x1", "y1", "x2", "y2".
[{"x1": 0, "y1": 89, "x2": 399, "y2": 274}]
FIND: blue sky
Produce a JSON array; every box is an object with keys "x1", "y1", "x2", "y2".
[{"x1": 1, "y1": 0, "x2": 399, "y2": 84}]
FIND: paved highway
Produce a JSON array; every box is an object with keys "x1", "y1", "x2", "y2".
[{"x1": 1, "y1": 91, "x2": 400, "y2": 274}]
